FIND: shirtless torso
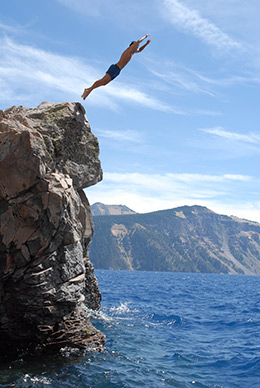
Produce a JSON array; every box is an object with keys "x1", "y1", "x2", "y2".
[
  {"x1": 116, "y1": 45, "x2": 138, "y2": 69},
  {"x1": 116, "y1": 37, "x2": 151, "y2": 69}
]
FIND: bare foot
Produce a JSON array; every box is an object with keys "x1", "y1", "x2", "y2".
[{"x1": 81, "y1": 88, "x2": 92, "y2": 100}]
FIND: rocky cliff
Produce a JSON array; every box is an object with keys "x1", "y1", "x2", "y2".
[{"x1": 0, "y1": 101, "x2": 105, "y2": 360}]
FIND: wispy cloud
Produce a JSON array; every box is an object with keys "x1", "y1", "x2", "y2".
[
  {"x1": 0, "y1": 37, "x2": 96, "y2": 106},
  {"x1": 95, "y1": 128, "x2": 143, "y2": 143},
  {"x1": 108, "y1": 85, "x2": 184, "y2": 114},
  {"x1": 162, "y1": 0, "x2": 242, "y2": 51},
  {"x1": 57, "y1": 0, "x2": 103, "y2": 17},
  {"x1": 95, "y1": 172, "x2": 252, "y2": 202},
  {"x1": 145, "y1": 60, "x2": 220, "y2": 98},
  {"x1": 104, "y1": 171, "x2": 251, "y2": 190},
  {"x1": 0, "y1": 36, "x2": 177, "y2": 112},
  {"x1": 149, "y1": 68, "x2": 217, "y2": 97},
  {"x1": 85, "y1": 171, "x2": 259, "y2": 221},
  {"x1": 59, "y1": 0, "x2": 260, "y2": 71},
  {"x1": 1, "y1": 36, "x2": 214, "y2": 116},
  {"x1": 0, "y1": 22, "x2": 22, "y2": 33},
  {"x1": 193, "y1": 72, "x2": 260, "y2": 87},
  {"x1": 200, "y1": 127, "x2": 260, "y2": 144},
  {"x1": 141, "y1": 55, "x2": 260, "y2": 108}
]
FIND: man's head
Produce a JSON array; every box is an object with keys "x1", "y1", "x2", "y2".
[{"x1": 129, "y1": 41, "x2": 139, "y2": 52}]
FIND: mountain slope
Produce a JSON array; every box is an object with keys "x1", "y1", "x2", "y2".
[
  {"x1": 89, "y1": 205, "x2": 260, "y2": 275},
  {"x1": 91, "y1": 202, "x2": 136, "y2": 216}
]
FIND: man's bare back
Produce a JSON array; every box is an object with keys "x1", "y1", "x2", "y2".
[{"x1": 81, "y1": 34, "x2": 151, "y2": 99}]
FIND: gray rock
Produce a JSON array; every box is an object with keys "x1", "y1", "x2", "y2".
[{"x1": 0, "y1": 102, "x2": 105, "y2": 359}]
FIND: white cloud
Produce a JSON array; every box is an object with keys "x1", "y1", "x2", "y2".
[
  {"x1": 0, "y1": 22, "x2": 21, "y2": 33},
  {"x1": 162, "y1": 0, "x2": 242, "y2": 51},
  {"x1": 105, "y1": 84, "x2": 176, "y2": 113},
  {"x1": 0, "y1": 37, "x2": 96, "y2": 107},
  {"x1": 149, "y1": 67, "x2": 218, "y2": 97},
  {"x1": 85, "y1": 172, "x2": 260, "y2": 222},
  {"x1": 183, "y1": 0, "x2": 260, "y2": 45},
  {"x1": 193, "y1": 72, "x2": 260, "y2": 87},
  {"x1": 102, "y1": 172, "x2": 252, "y2": 196},
  {"x1": 0, "y1": 36, "x2": 177, "y2": 112},
  {"x1": 95, "y1": 128, "x2": 143, "y2": 143},
  {"x1": 141, "y1": 55, "x2": 260, "y2": 110},
  {"x1": 85, "y1": 171, "x2": 260, "y2": 222},
  {"x1": 57, "y1": 0, "x2": 103, "y2": 17},
  {"x1": 200, "y1": 127, "x2": 260, "y2": 144},
  {"x1": 106, "y1": 82, "x2": 220, "y2": 116},
  {"x1": 1, "y1": 36, "x2": 215, "y2": 116}
]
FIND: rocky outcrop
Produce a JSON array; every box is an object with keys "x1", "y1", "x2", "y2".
[{"x1": 0, "y1": 101, "x2": 105, "y2": 360}]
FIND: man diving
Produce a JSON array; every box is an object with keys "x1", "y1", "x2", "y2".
[{"x1": 81, "y1": 34, "x2": 151, "y2": 100}]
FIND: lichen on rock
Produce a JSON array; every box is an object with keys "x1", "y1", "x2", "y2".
[{"x1": 0, "y1": 101, "x2": 105, "y2": 360}]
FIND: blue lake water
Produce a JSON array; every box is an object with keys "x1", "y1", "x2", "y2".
[{"x1": 0, "y1": 271, "x2": 259, "y2": 388}]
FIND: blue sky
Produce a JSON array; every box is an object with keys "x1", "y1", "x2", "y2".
[{"x1": 1, "y1": 0, "x2": 259, "y2": 221}]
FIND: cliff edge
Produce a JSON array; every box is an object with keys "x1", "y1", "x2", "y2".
[{"x1": 0, "y1": 101, "x2": 105, "y2": 359}]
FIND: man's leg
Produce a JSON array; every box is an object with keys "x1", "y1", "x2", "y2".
[{"x1": 82, "y1": 74, "x2": 111, "y2": 100}]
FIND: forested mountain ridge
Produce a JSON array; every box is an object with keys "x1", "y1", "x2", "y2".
[{"x1": 89, "y1": 205, "x2": 260, "y2": 275}]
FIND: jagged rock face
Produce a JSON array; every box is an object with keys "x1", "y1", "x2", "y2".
[{"x1": 0, "y1": 102, "x2": 105, "y2": 359}]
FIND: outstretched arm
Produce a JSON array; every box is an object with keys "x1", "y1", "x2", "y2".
[
  {"x1": 137, "y1": 39, "x2": 151, "y2": 53},
  {"x1": 137, "y1": 34, "x2": 150, "y2": 44}
]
